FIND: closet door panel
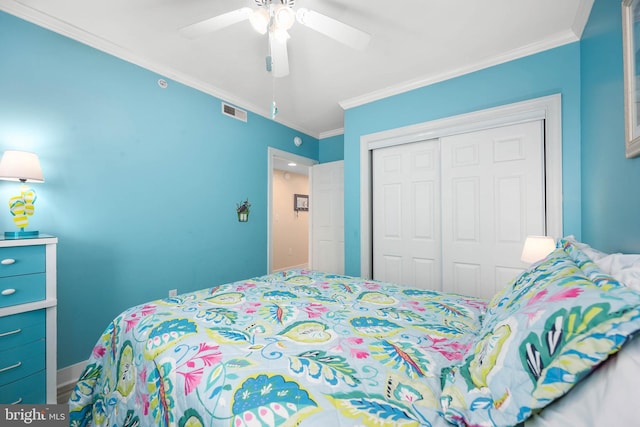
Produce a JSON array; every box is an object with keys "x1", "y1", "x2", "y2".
[
  {"x1": 383, "y1": 255, "x2": 402, "y2": 285},
  {"x1": 452, "y1": 262, "x2": 481, "y2": 297},
  {"x1": 495, "y1": 176, "x2": 524, "y2": 241},
  {"x1": 383, "y1": 184, "x2": 402, "y2": 239},
  {"x1": 373, "y1": 140, "x2": 441, "y2": 290},
  {"x1": 441, "y1": 120, "x2": 545, "y2": 298},
  {"x1": 412, "y1": 257, "x2": 435, "y2": 287},
  {"x1": 451, "y1": 177, "x2": 480, "y2": 242}
]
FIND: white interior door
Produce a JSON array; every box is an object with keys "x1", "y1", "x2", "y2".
[
  {"x1": 372, "y1": 140, "x2": 441, "y2": 289},
  {"x1": 310, "y1": 161, "x2": 344, "y2": 274},
  {"x1": 440, "y1": 120, "x2": 545, "y2": 298}
]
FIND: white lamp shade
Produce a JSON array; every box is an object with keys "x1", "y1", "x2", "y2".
[
  {"x1": 0, "y1": 150, "x2": 44, "y2": 183},
  {"x1": 249, "y1": 8, "x2": 269, "y2": 34},
  {"x1": 274, "y1": 5, "x2": 295, "y2": 30},
  {"x1": 521, "y1": 235, "x2": 555, "y2": 263}
]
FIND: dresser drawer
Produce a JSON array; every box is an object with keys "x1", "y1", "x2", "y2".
[
  {"x1": 0, "y1": 273, "x2": 46, "y2": 308},
  {"x1": 0, "y1": 310, "x2": 45, "y2": 350},
  {"x1": 0, "y1": 339, "x2": 45, "y2": 386},
  {"x1": 0, "y1": 245, "x2": 45, "y2": 278},
  {"x1": 0, "y1": 370, "x2": 45, "y2": 404}
]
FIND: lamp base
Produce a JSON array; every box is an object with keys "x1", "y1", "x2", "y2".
[{"x1": 4, "y1": 230, "x2": 39, "y2": 239}]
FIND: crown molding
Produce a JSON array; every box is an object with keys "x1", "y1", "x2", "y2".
[
  {"x1": 2, "y1": 0, "x2": 593, "y2": 138},
  {"x1": 318, "y1": 128, "x2": 344, "y2": 139},
  {"x1": 340, "y1": 29, "x2": 580, "y2": 111},
  {"x1": 572, "y1": 0, "x2": 595, "y2": 38}
]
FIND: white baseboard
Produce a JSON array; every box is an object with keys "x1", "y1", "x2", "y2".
[
  {"x1": 57, "y1": 360, "x2": 88, "y2": 388},
  {"x1": 272, "y1": 263, "x2": 309, "y2": 273}
]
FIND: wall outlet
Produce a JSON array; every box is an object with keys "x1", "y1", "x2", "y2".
[{"x1": 169, "y1": 289, "x2": 177, "y2": 297}]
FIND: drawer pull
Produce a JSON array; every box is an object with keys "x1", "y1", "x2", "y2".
[
  {"x1": 0, "y1": 361, "x2": 21, "y2": 373},
  {"x1": 1, "y1": 288, "x2": 16, "y2": 296},
  {"x1": 1, "y1": 258, "x2": 15, "y2": 265},
  {"x1": 0, "y1": 328, "x2": 21, "y2": 337},
  {"x1": 10, "y1": 397, "x2": 22, "y2": 405}
]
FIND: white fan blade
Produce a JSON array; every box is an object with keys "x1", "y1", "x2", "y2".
[
  {"x1": 269, "y1": 32, "x2": 290, "y2": 78},
  {"x1": 296, "y1": 8, "x2": 370, "y2": 50},
  {"x1": 180, "y1": 8, "x2": 252, "y2": 39}
]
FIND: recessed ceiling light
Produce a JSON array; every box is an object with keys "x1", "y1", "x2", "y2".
[{"x1": 288, "y1": 162, "x2": 297, "y2": 167}]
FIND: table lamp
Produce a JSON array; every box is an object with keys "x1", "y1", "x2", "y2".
[
  {"x1": 0, "y1": 150, "x2": 44, "y2": 238},
  {"x1": 521, "y1": 235, "x2": 555, "y2": 264}
]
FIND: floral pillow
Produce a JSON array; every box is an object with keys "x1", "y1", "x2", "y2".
[{"x1": 440, "y1": 239, "x2": 640, "y2": 426}]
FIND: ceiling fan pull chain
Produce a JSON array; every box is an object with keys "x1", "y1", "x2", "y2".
[{"x1": 271, "y1": 69, "x2": 279, "y2": 119}]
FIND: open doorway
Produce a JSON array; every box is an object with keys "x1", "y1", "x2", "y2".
[
  {"x1": 267, "y1": 148, "x2": 317, "y2": 273},
  {"x1": 272, "y1": 163, "x2": 309, "y2": 271}
]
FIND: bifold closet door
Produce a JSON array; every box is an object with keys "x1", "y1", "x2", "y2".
[
  {"x1": 440, "y1": 120, "x2": 545, "y2": 298},
  {"x1": 372, "y1": 140, "x2": 441, "y2": 289}
]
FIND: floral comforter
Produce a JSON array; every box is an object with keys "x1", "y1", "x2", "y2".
[{"x1": 68, "y1": 270, "x2": 487, "y2": 427}]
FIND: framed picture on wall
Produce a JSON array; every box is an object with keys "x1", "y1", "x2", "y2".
[
  {"x1": 622, "y1": 0, "x2": 640, "y2": 158},
  {"x1": 294, "y1": 194, "x2": 309, "y2": 211}
]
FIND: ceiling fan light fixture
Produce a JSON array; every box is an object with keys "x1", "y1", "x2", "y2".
[
  {"x1": 274, "y1": 5, "x2": 295, "y2": 30},
  {"x1": 249, "y1": 8, "x2": 269, "y2": 34}
]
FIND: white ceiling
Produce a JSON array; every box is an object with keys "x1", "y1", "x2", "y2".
[
  {"x1": 273, "y1": 156, "x2": 309, "y2": 175},
  {"x1": 0, "y1": 0, "x2": 593, "y2": 138}
]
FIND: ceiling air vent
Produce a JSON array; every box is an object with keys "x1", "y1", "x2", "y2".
[{"x1": 221, "y1": 102, "x2": 247, "y2": 122}]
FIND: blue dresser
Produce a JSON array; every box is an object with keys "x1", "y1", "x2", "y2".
[{"x1": 0, "y1": 236, "x2": 57, "y2": 404}]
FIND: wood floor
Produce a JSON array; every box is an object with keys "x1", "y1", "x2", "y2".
[{"x1": 57, "y1": 382, "x2": 75, "y2": 404}]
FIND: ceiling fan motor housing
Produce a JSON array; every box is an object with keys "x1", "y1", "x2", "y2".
[{"x1": 254, "y1": 0, "x2": 295, "y2": 7}]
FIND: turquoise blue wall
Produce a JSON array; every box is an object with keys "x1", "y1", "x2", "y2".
[
  {"x1": 581, "y1": 0, "x2": 640, "y2": 253},
  {"x1": 0, "y1": 12, "x2": 318, "y2": 368},
  {"x1": 319, "y1": 134, "x2": 344, "y2": 163},
  {"x1": 5, "y1": 0, "x2": 635, "y2": 370},
  {"x1": 343, "y1": 44, "x2": 582, "y2": 276}
]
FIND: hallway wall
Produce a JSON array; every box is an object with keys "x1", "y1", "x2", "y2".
[{"x1": 272, "y1": 169, "x2": 309, "y2": 270}]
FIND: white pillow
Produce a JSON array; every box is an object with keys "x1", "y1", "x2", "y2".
[
  {"x1": 524, "y1": 237, "x2": 640, "y2": 426},
  {"x1": 563, "y1": 235, "x2": 608, "y2": 261},
  {"x1": 594, "y1": 253, "x2": 640, "y2": 291},
  {"x1": 525, "y1": 334, "x2": 640, "y2": 427},
  {"x1": 563, "y1": 235, "x2": 640, "y2": 291}
]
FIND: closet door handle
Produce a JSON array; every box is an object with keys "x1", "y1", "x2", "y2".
[
  {"x1": 0, "y1": 361, "x2": 22, "y2": 373},
  {"x1": 0, "y1": 328, "x2": 21, "y2": 338},
  {"x1": 1, "y1": 289, "x2": 16, "y2": 296},
  {"x1": 1, "y1": 258, "x2": 15, "y2": 265}
]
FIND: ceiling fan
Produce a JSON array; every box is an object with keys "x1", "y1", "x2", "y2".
[{"x1": 179, "y1": 0, "x2": 371, "y2": 78}]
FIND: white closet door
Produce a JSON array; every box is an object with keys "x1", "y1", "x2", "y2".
[
  {"x1": 310, "y1": 161, "x2": 344, "y2": 274},
  {"x1": 440, "y1": 120, "x2": 545, "y2": 298},
  {"x1": 372, "y1": 140, "x2": 441, "y2": 289}
]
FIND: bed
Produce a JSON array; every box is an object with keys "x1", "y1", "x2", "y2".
[{"x1": 68, "y1": 238, "x2": 640, "y2": 427}]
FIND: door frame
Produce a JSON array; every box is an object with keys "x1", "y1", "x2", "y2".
[
  {"x1": 267, "y1": 147, "x2": 318, "y2": 273},
  {"x1": 359, "y1": 94, "x2": 563, "y2": 279}
]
